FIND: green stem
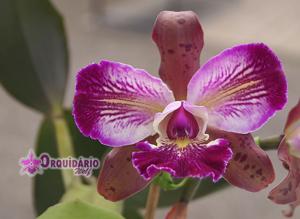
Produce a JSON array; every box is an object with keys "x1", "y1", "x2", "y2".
[
  {"x1": 179, "y1": 179, "x2": 201, "y2": 203},
  {"x1": 256, "y1": 135, "x2": 284, "y2": 151},
  {"x1": 144, "y1": 183, "x2": 160, "y2": 219},
  {"x1": 53, "y1": 115, "x2": 78, "y2": 189}
]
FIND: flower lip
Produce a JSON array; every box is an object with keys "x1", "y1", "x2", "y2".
[{"x1": 166, "y1": 103, "x2": 199, "y2": 139}]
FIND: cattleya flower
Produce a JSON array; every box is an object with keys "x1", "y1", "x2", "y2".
[
  {"x1": 73, "y1": 11, "x2": 287, "y2": 201},
  {"x1": 269, "y1": 100, "x2": 300, "y2": 217}
]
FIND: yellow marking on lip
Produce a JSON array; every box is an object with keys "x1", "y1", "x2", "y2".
[
  {"x1": 175, "y1": 138, "x2": 192, "y2": 149},
  {"x1": 96, "y1": 99, "x2": 165, "y2": 112},
  {"x1": 199, "y1": 80, "x2": 261, "y2": 108}
]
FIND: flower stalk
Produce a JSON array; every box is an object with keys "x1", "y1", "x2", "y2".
[
  {"x1": 53, "y1": 115, "x2": 78, "y2": 189},
  {"x1": 145, "y1": 183, "x2": 161, "y2": 219},
  {"x1": 179, "y1": 178, "x2": 201, "y2": 203},
  {"x1": 165, "y1": 179, "x2": 200, "y2": 219},
  {"x1": 256, "y1": 135, "x2": 284, "y2": 151}
]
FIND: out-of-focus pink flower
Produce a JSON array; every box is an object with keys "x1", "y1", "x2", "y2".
[
  {"x1": 269, "y1": 100, "x2": 300, "y2": 217},
  {"x1": 73, "y1": 11, "x2": 287, "y2": 201}
]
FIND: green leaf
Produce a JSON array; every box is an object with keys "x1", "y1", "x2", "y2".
[
  {"x1": 122, "y1": 203, "x2": 143, "y2": 219},
  {"x1": 61, "y1": 180, "x2": 123, "y2": 213},
  {"x1": 193, "y1": 178, "x2": 229, "y2": 198},
  {"x1": 0, "y1": 0, "x2": 68, "y2": 114},
  {"x1": 124, "y1": 178, "x2": 229, "y2": 212},
  {"x1": 155, "y1": 172, "x2": 188, "y2": 191},
  {"x1": 34, "y1": 111, "x2": 109, "y2": 216},
  {"x1": 159, "y1": 178, "x2": 229, "y2": 206},
  {"x1": 64, "y1": 109, "x2": 110, "y2": 177},
  {"x1": 37, "y1": 200, "x2": 125, "y2": 219},
  {"x1": 34, "y1": 117, "x2": 65, "y2": 215}
]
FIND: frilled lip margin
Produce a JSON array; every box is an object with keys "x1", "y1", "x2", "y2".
[{"x1": 132, "y1": 139, "x2": 233, "y2": 182}]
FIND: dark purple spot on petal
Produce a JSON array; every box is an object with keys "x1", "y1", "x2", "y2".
[
  {"x1": 110, "y1": 186, "x2": 116, "y2": 192},
  {"x1": 234, "y1": 152, "x2": 241, "y2": 161},
  {"x1": 256, "y1": 168, "x2": 263, "y2": 175},
  {"x1": 283, "y1": 162, "x2": 290, "y2": 170},
  {"x1": 240, "y1": 154, "x2": 248, "y2": 163},
  {"x1": 243, "y1": 164, "x2": 250, "y2": 170},
  {"x1": 185, "y1": 44, "x2": 193, "y2": 52},
  {"x1": 105, "y1": 186, "x2": 116, "y2": 194},
  {"x1": 168, "y1": 49, "x2": 175, "y2": 54},
  {"x1": 177, "y1": 18, "x2": 186, "y2": 24}
]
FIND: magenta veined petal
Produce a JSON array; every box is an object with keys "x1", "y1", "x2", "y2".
[
  {"x1": 132, "y1": 139, "x2": 232, "y2": 181},
  {"x1": 187, "y1": 43, "x2": 287, "y2": 134},
  {"x1": 73, "y1": 60, "x2": 175, "y2": 147}
]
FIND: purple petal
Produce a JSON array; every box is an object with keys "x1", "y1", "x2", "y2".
[
  {"x1": 27, "y1": 167, "x2": 38, "y2": 174},
  {"x1": 21, "y1": 159, "x2": 30, "y2": 165},
  {"x1": 208, "y1": 128, "x2": 275, "y2": 192},
  {"x1": 73, "y1": 60, "x2": 174, "y2": 146},
  {"x1": 187, "y1": 43, "x2": 287, "y2": 134},
  {"x1": 268, "y1": 137, "x2": 300, "y2": 215},
  {"x1": 32, "y1": 159, "x2": 41, "y2": 166},
  {"x1": 97, "y1": 145, "x2": 151, "y2": 201},
  {"x1": 281, "y1": 191, "x2": 300, "y2": 218},
  {"x1": 269, "y1": 102, "x2": 300, "y2": 216},
  {"x1": 152, "y1": 11, "x2": 204, "y2": 100},
  {"x1": 285, "y1": 99, "x2": 300, "y2": 135},
  {"x1": 132, "y1": 139, "x2": 232, "y2": 181},
  {"x1": 268, "y1": 166, "x2": 299, "y2": 205},
  {"x1": 288, "y1": 127, "x2": 300, "y2": 158}
]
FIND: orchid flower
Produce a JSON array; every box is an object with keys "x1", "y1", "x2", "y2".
[
  {"x1": 269, "y1": 100, "x2": 300, "y2": 217},
  {"x1": 73, "y1": 11, "x2": 287, "y2": 201}
]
